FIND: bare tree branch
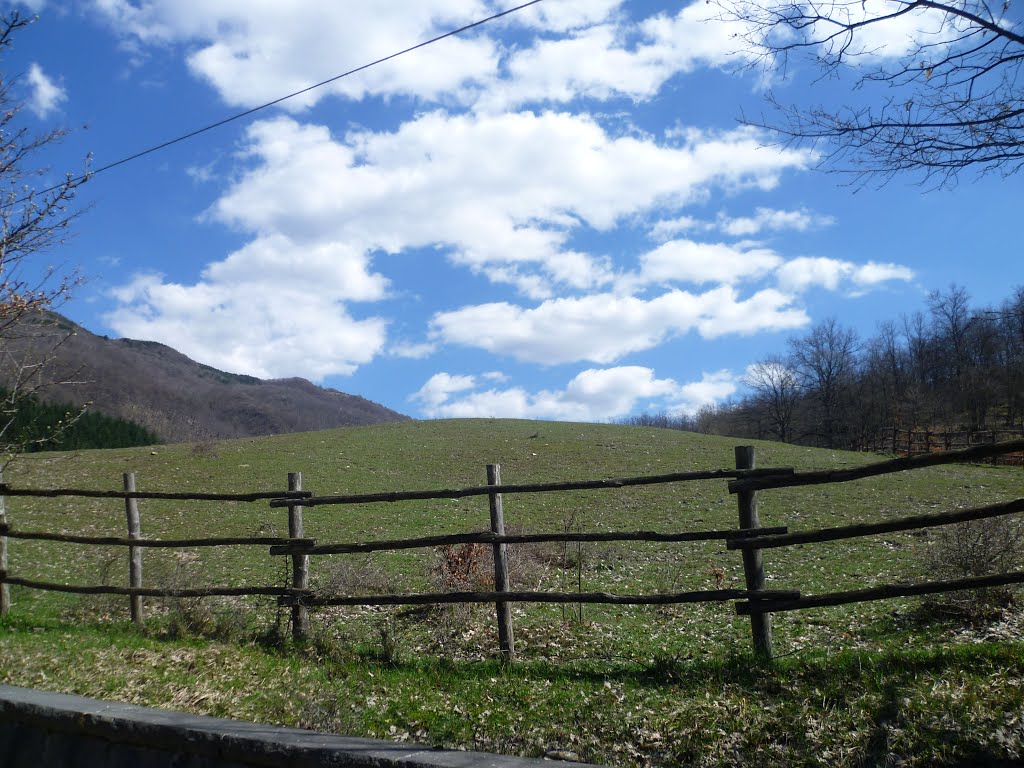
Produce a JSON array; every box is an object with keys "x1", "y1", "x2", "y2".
[
  {"x1": 717, "y1": 0, "x2": 1024, "y2": 184},
  {"x1": 0, "y1": 11, "x2": 89, "y2": 459}
]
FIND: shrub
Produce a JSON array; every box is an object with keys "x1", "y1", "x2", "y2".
[{"x1": 921, "y1": 516, "x2": 1024, "y2": 619}]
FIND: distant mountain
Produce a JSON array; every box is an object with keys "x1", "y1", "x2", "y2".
[{"x1": 3, "y1": 314, "x2": 409, "y2": 443}]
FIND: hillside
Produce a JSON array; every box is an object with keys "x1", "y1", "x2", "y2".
[{"x1": 1, "y1": 314, "x2": 408, "y2": 442}]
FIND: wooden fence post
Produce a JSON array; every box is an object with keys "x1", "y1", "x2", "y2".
[
  {"x1": 0, "y1": 469, "x2": 9, "y2": 617},
  {"x1": 487, "y1": 464, "x2": 514, "y2": 660},
  {"x1": 735, "y1": 446, "x2": 772, "y2": 659},
  {"x1": 288, "y1": 472, "x2": 310, "y2": 643},
  {"x1": 123, "y1": 472, "x2": 144, "y2": 626}
]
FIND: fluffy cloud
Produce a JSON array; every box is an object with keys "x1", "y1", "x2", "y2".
[
  {"x1": 430, "y1": 286, "x2": 808, "y2": 365},
  {"x1": 107, "y1": 109, "x2": 814, "y2": 378},
  {"x1": 511, "y1": 0, "x2": 625, "y2": 32},
  {"x1": 632, "y1": 240, "x2": 782, "y2": 287},
  {"x1": 93, "y1": 1, "x2": 918, "y2": 400},
  {"x1": 94, "y1": 0, "x2": 753, "y2": 113},
  {"x1": 104, "y1": 235, "x2": 389, "y2": 380},
  {"x1": 476, "y1": 1, "x2": 746, "y2": 111},
  {"x1": 776, "y1": 257, "x2": 915, "y2": 293},
  {"x1": 26, "y1": 63, "x2": 66, "y2": 118},
  {"x1": 412, "y1": 366, "x2": 736, "y2": 420},
  {"x1": 651, "y1": 207, "x2": 834, "y2": 239},
  {"x1": 207, "y1": 112, "x2": 813, "y2": 299},
  {"x1": 94, "y1": 0, "x2": 498, "y2": 109}
]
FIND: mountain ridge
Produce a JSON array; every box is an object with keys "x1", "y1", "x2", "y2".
[{"x1": 5, "y1": 314, "x2": 409, "y2": 443}]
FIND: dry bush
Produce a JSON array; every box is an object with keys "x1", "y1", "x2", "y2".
[
  {"x1": 151, "y1": 551, "x2": 254, "y2": 640},
  {"x1": 60, "y1": 551, "x2": 124, "y2": 623},
  {"x1": 434, "y1": 542, "x2": 490, "y2": 591},
  {"x1": 921, "y1": 517, "x2": 1024, "y2": 620},
  {"x1": 318, "y1": 555, "x2": 395, "y2": 596}
]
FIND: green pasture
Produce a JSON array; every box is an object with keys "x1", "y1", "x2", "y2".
[{"x1": 1, "y1": 419, "x2": 1022, "y2": 766}]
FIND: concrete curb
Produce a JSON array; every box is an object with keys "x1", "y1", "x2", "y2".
[{"x1": 0, "y1": 685, "x2": 604, "y2": 767}]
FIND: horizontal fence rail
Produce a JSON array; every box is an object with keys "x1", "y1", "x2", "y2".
[
  {"x1": 280, "y1": 588, "x2": 801, "y2": 608},
  {"x1": 729, "y1": 438, "x2": 1024, "y2": 494},
  {"x1": 0, "y1": 526, "x2": 316, "y2": 548},
  {"x1": 269, "y1": 467, "x2": 796, "y2": 508},
  {"x1": 270, "y1": 526, "x2": 790, "y2": 556},
  {"x1": 727, "y1": 498, "x2": 1024, "y2": 551},
  {"x1": 0, "y1": 485, "x2": 312, "y2": 502},
  {"x1": 0, "y1": 573, "x2": 301, "y2": 599},
  {"x1": 736, "y1": 571, "x2": 1024, "y2": 615}
]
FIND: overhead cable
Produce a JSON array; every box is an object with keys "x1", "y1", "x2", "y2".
[{"x1": 21, "y1": 0, "x2": 546, "y2": 205}]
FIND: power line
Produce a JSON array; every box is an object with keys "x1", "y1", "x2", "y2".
[{"x1": 22, "y1": 0, "x2": 546, "y2": 206}]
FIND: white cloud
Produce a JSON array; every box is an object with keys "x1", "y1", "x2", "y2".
[
  {"x1": 633, "y1": 240, "x2": 782, "y2": 287},
  {"x1": 104, "y1": 234, "x2": 390, "y2": 380},
  {"x1": 93, "y1": 0, "x2": 498, "y2": 109},
  {"x1": 649, "y1": 215, "x2": 701, "y2": 240},
  {"x1": 208, "y1": 112, "x2": 813, "y2": 299},
  {"x1": 776, "y1": 256, "x2": 914, "y2": 293},
  {"x1": 478, "y1": 2, "x2": 754, "y2": 111},
  {"x1": 776, "y1": 257, "x2": 851, "y2": 292},
  {"x1": 651, "y1": 207, "x2": 833, "y2": 240},
  {"x1": 817, "y1": 0, "x2": 961, "y2": 60},
  {"x1": 431, "y1": 286, "x2": 808, "y2": 365},
  {"x1": 716, "y1": 207, "x2": 835, "y2": 237},
  {"x1": 25, "y1": 63, "x2": 66, "y2": 118},
  {"x1": 853, "y1": 261, "x2": 916, "y2": 286},
  {"x1": 107, "y1": 110, "x2": 815, "y2": 378},
  {"x1": 511, "y1": 0, "x2": 625, "y2": 32},
  {"x1": 390, "y1": 341, "x2": 436, "y2": 360},
  {"x1": 94, "y1": 0, "x2": 755, "y2": 113},
  {"x1": 413, "y1": 366, "x2": 736, "y2": 420},
  {"x1": 412, "y1": 372, "x2": 478, "y2": 409},
  {"x1": 674, "y1": 370, "x2": 738, "y2": 414}
]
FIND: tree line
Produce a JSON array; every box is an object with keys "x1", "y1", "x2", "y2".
[
  {"x1": 2, "y1": 392, "x2": 159, "y2": 453},
  {"x1": 623, "y1": 285, "x2": 1024, "y2": 450}
]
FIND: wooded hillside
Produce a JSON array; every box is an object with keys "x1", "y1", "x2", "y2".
[
  {"x1": 0, "y1": 313, "x2": 408, "y2": 443},
  {"x1": 628, "y1": 284, "x2": 1024, "y2": 451}
]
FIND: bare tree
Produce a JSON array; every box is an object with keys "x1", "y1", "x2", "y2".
[
  {"x1": 719, "y1": 0, "x2": 1024, "y2": 184},
  {"x1": 744, "y1": 357, "x2": 802, "y2": 442},
  {"x1": 0, "y1": 11, "x2": 89, "y2": 455},
  {"x1": 789, "y1": 319, "x2": 859, "y2": 447}
]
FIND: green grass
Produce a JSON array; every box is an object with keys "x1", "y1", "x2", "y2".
[{"x1": 1, "y1": 419, "x2": 1023, "y2": 766}]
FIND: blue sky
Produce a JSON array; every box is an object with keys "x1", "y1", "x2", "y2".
[{"x1": 8, "y1": 0, "x2": 1020, "y2": 421}]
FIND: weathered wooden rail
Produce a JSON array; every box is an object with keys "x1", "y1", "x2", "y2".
[{"x1": 1, "y1": 439, "x2": 1022, "y2": 660}]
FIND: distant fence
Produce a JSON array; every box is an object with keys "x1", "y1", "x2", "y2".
[
  {"x1": 866, "y1": 426, "x2": 1024, "y2": 465},
  {"x1": 1, "y1": 437, "x2": 1023, "y2": 660}
]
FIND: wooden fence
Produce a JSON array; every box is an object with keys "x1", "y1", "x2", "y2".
[
  {"x1": 1, "y1": 438, "x2": 1023, "y2": 660},
  {"x1": 866, "y1": 426, "x2": 1024, "y2": 465}
]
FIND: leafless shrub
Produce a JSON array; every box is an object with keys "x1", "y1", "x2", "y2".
[
  {"x1": 921, "y1": 517, "x2": 1024, "y2": 620},
  {"x1": 61, "y1": 550, "x2": 123, "y2": 623},
  {"x1": 318, "y1": 554, "x2": 395, "y2": 597},
  {"x1": 154, "y1": 551, "x2": 253, "y2": 640}
]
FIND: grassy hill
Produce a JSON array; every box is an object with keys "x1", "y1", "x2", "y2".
[{"x1": 1, "y1": 420, "x2": 1023, "y2": 766}]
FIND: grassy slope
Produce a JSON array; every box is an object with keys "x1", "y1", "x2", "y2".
[{"x1": 1, "y1": 419, "x2": 1023, "y2": 766}]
